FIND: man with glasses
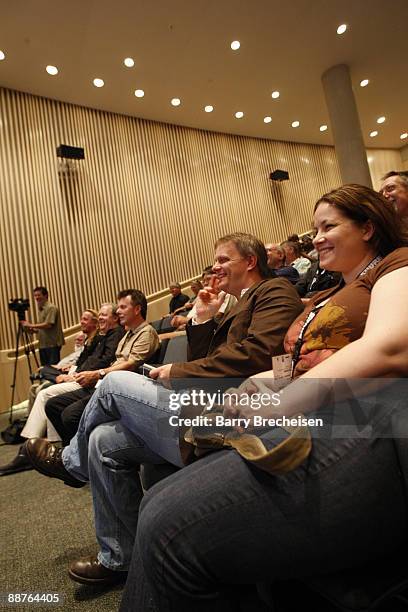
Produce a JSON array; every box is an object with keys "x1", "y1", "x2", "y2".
[{"x1": 26, "y1": 233, "x2": 302, "y2": 587}]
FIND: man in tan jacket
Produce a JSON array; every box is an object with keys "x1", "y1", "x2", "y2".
[{"x1": 27, "y1": 232, "x2": 303, "y2": 587}]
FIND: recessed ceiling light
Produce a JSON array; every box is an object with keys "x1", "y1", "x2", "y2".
[
  {"x1": 124, "y1": 57, "x2": 135, "y2": 68},
  {"x1": 377, "y1": 116, "x2": 386, "y2": 124},
  {"x1": 235, "y1": 111, "x2": 244, "y2": 119},
  {"x1": 134, "y1": 89, "x2": 145, "y2": 98},
  {"x1": 204, "y1": 105, "x2": 213, "y2": 113},
  {"x1": 46, "y1": 65, "x2": 58, "y2": 76},
  {"x1": 400, "y1": 133, "x2": 408, "y2": 140},
  {"x1": 370, "y1": 130, "x2": 378, "y2": 137},
  {"x1": 291, "y1": 120, "x2": 300, "y2": 128},
  {"x1": 171, "y1": 98, "x2": 181, "y2": 106},
  {"x1": 320, "y1": 124, "x2": 328, "y2": 132},
  {"x1": 0, "y1": 50, "x2": 5, "y2": 61},
  {"x1": 337, "y1": 24, "x2": 347, "y2": 35},
  {"x1": 264, "y1": 116, "x2": 272, "y2": 124},
  {"x1": 230, "y1": 40, "x2": 240, "y2": 50},
  {"x1": 360, "y1": 79, "x2": 369, "y2": 87},
  {"x1": 271, "y1": 91, "x2": 280, "y2": 99},
  {"x1": 93, "y1": 78, "x2": 104, "y2": 88}
]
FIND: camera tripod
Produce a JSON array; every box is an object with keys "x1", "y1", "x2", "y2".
[{"x1": 8, "y1": 320, "x2": 39, "y2": 424}]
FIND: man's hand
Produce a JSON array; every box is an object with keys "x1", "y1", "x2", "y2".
[
  {"x1": 223, "y1": 377, "x2": 281, "y2": 430},
  {"x1": 74, "y1": 370, "x2": 100, "y2": 388},
  {"x1": 171, "y1": 315, "x2": 188, "y2": 328},
  {"x1": 149, "y1": 363, "x2": 173, "y2": 387},
  {"x1": 194, "y1": 277, "x2": 226, "y2": 323},
  {"x1": 21, "y1": 320, "x2": 34, "y2": 332},
  {"x1": 56, "y1": 374, "x2": 75, "y2": 384}
]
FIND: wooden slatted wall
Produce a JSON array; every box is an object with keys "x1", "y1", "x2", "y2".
[{"x1": 0, "y1": 86, "x2": 399, "y2": 350}]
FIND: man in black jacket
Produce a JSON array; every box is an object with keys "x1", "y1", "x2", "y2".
[
  {"x1": 0, "y1": 304, "x2": 124, "y2": 476},
  {"x1": 295, "y1": 260, "x2": 341, "y2": 302},
  {"x1": 168, "y1": 283, "x2": 189, "y2": 314}
]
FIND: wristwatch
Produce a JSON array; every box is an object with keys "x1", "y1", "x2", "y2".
[{"x1": 99, "y1": 369, "x2": 106, "y2": 379}]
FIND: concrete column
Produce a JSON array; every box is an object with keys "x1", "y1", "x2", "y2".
[{"x1": 322, "y1": 64, "x2": 372, "y2": 187}]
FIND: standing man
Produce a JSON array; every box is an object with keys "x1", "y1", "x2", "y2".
[
  {"x1": 22, "y1": 286, "x2": 64, "y2": 366},
  {"x1": 380, "y1": 171, "x2": 408, "y2": 221}
]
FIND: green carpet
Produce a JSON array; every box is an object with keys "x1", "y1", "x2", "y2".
[{"x1": 0, "y1": 441, "x2": 124, "y2": 611}]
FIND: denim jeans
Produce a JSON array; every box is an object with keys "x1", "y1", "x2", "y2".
[
  {"x1": 120, "y1": 396, "x2": 408, "y2": 612},
  {"x1": 61, "y1": 371, "x2": 184, "y2": 569}
]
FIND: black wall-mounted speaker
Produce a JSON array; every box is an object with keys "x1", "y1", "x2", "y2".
[
  {"x1": 56, "y1": 144, "x2": 85, "y2": 160},
  {"x1": 269, "y1": 169, "x2": 289, "y2": 181}
]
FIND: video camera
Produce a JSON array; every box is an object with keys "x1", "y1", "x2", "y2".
[{"x1": 8, "y1": 298, "x2": 30, "y2": 321}]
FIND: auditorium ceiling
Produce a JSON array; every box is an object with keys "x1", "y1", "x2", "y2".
[{"x1": 0, "y1": 0, "x2": 406, "y2": 149}]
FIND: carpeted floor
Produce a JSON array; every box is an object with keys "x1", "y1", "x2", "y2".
[{"x1": 0, "y1": 437, "x2": 124, "y2": 611}]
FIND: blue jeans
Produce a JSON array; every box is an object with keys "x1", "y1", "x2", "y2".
[
  {"x1": 61, "y1": 371, "x2": 184, "y2": 570},
  {"x1": 120, "y1": 395, "x2": 408, "y2": 611}
]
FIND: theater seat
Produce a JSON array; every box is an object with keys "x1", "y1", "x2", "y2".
[
  {"x1": 161, "y1": 333, "x2": 188, "y2": 364},
  {"x1": 147, "y1": 338, "x2": 170, "y2": 366},
  {"x1": 139, "y1": 334, "x2": 188, "y2": 489}
]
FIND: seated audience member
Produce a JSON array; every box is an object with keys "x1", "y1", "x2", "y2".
[
  {"x1": 118, "y1": 184, "x2": 408, "y2": 611},
  {"x1": 168, "y1": 279, "x2": 202, "y2": 331},
  {"x1": 28, "y1": 325, "x2": 95, "y2": 400},
  {"x1": 26, "y1": 232, "x2": 303, "y2": 586},
  {"x1": 266, "y1": 243, "x2": 299, "y2": 283},
  {"x1": 1, "y1": 322, "x2": 98, "y2": 435},
  {"x1": 380, "y1": 170, "x2": 408, "y2": 221},
  {"x1": 168, "y1": 282, "x2": 190, "y2": 313},
  {"x1": 151, "y1": 282, "x2": 190, "y2": 333},
  {"x1": 0, "y1": 307, "x2": 116, "y2": 476},
  {"x1": 171, "y1": 273, "x2": 210, "y2": 330},
  {"x1": 28, "y1": 311, "x2": 99, "y2": 407},
  {"x1": 281, "y1": 240, "x2": 312, "y2": 276},
  {"x1": 172, "y1": 280, "x2": 202, "y2": 315},
  {"x1": 295, "y1": 258, "x2": 341, "y2": 303},
  {"x1": 36, "y1": 331, "x2": 87, "y2": 384},
  {"x1": 287, "y1": 233, "x2": 300, "y2": 243},
  {"x1": 171, "y1": 271, "x2": 236, "y2": 330},
  {"x1": 300, "y1": 234, "x2": 318, "y2": 260},
  {"x1": 45, "y1": 290, "x2": 159, "y2": 444}
]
